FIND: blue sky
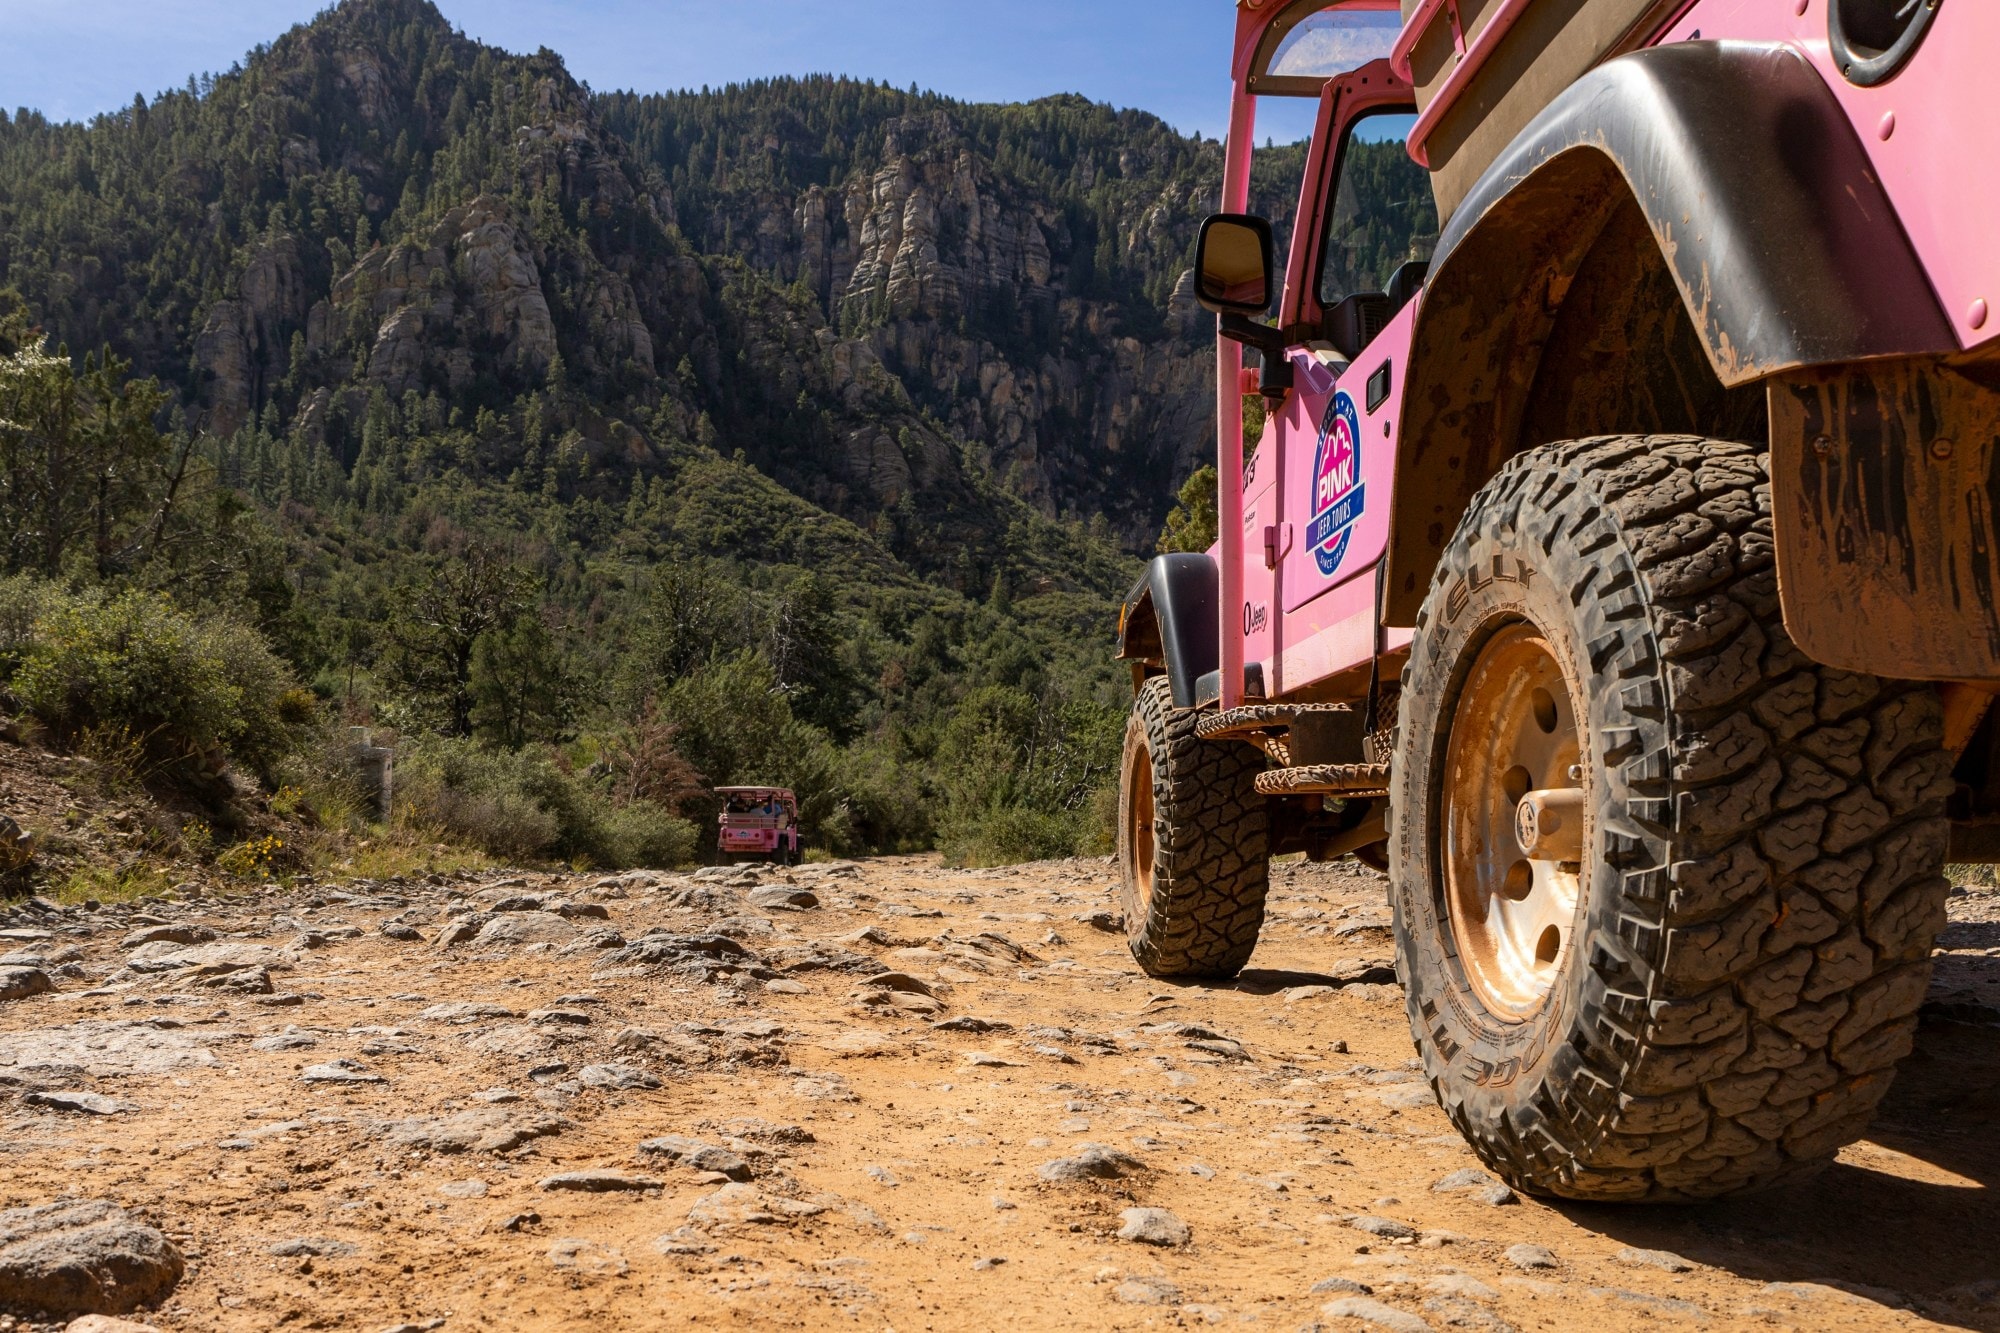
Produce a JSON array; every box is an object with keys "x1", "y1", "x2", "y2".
[{"x1": 0, "y1": 0, "x2": 1329, "y2": 142}]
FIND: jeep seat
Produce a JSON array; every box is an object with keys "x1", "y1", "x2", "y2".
[{"x1": 1385, "y1": 258, "x2": 1429, "y2": 314}]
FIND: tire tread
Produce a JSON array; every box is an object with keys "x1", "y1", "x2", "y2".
[{"x1": 1391, "y1": 435, "x2": 1950, "y2": 1201}]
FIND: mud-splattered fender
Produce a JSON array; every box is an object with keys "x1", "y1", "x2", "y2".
[{"x1": 1383, "y1": 40, "x2": 1955, "y2": 623}]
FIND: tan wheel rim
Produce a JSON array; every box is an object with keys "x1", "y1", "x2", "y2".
[
  {"x1": 1440, "y1": 622, "x2": 1585, "y2": 1019},
  {"x1": 1126, "y1": 738, "x2": 1157, "y2": 916}
]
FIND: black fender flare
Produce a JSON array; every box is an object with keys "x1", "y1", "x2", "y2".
[
  {"x1": 1116, "y1": 553, "x2": 1218, "y2": 710},
  {"x1": 1383, "y1": 40, "x2": 1956, "y2": 623}
]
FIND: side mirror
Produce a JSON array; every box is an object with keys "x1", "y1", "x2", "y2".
[{"x1": 1195, "y1": 214, "x2": 1275, "y2": 315}]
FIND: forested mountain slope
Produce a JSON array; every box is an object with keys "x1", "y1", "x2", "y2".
[
  {"x1": 0, "y1": 0, "x2": 1374, "y2": 867},
  {"x1": 0, "y1": 0, "x2": 1261, "y2": 551}
]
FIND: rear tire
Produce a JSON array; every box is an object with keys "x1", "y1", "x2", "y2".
[
  {"x1": 1390, "y1": 435, "x2": 1953, "y2": 1201},
  {"x1": 1118, "y1": 675, "x2": 1270, "y2": 977}
]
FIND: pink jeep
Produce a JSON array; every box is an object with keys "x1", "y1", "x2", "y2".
[
  {"x1": 1115, "y1": 0, "x2": 1998, "y2": 1200},
  {"x1": 715, "y1": 786, "x2": 801, "y2": 865}
]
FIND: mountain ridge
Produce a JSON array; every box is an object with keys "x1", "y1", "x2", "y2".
[{"x1": 0, "y1": 0, "x2": 1263, "y2": 559}]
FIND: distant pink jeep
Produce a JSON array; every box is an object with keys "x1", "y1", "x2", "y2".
[
  {"x1": 1115, "y1": 0, "x2": 1998, "y2": 1201},
  {"x1": 715, "y1": 787, "x2": 801, "y2": 865}
]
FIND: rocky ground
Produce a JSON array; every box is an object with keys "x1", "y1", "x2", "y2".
[{"x1": 0, "y1": 855, "x2": 1996, "y2": 1332}]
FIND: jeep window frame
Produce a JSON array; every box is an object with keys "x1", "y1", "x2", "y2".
[
  {"x1": 1312, "y1": 106, "x2": 1436, "y2": 310},
  {"x1": 1274, "y1": 60, "x2": 1420, "y2": 337}
]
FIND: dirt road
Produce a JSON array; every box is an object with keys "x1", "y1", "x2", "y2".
[{"x1": 0, "y1": 855, "x2": 1997, "y2": 1331}]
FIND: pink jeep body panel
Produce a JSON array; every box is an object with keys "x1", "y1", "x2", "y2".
[
  {"x1": 1211, "y1": 0, "x2": 1994, "y2": 708},
  {"x1": 1663, "y1": 0, "x2": 2000, "y2": 349}
]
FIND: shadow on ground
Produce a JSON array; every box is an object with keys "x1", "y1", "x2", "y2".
[{"x1": 1562, "y1": 1009, "x2": 2000, "y2": 1330}]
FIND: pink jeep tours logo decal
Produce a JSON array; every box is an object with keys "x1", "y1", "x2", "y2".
[{"x1": 1308, "y1": 389, "x2": 1365, "y2": 576}]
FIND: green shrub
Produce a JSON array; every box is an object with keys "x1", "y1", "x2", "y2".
[
  {"x1": 602, "y1": 800, "x2": 698, "y2": 867},
  {"x1": 7, "y1": 582, "x2": 308, "y2": 781},
  {"x1": 394, "y1": 735, "x2": 696, "y2": 868},
  {"x1": 0, "y1": 574, "x2": 58, "y2": 683},
  {"x1": 940, "y1": 804, "x2": 1090, "y2": 867},
  {"x1": 394, "y1": 739, "x2": 563, "y2": 860},
  {"x1": 933, "y1": 682, "x2": 1122, "y2": 866},
  {"x1": 650, "y1": 651, "x2": 932, "y2": 854}
]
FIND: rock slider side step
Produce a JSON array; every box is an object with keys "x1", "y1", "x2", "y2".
[
  {"x1": 1254, "y1": 763, "x2": 1390, "y2": 797},
  {"x1": 1195, "y1": 703, "x2": 1351, "y2": 742}
]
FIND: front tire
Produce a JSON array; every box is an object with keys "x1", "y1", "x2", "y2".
[
  {"x1": 1118, "y1": 675, "x2": 1270, "y2": 977},
  {"x1": 1390, "y1": 436, "x2": 1952, "y2": 1201}
]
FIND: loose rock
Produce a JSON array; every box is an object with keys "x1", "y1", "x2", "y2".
[
  {"x1": 1037, "y1": 1143, "x2": 1143, "y2": 1182},
  {"x1": 1313, "y1": 1277, "x2": 1373, "y2": 1295},
  {"x1": 1431, "y1": 1166, "x2": 1516, "y2": 1206},
  {"x1": 300, "y1": 1059, "x2": 383, "y2": 1084},
  {"x1": 1614, "y1": 1246, "x2": 1694, "y2": 1273},
  {"x1": 1319, "y1": 1295, "x2": 1435, "y2": 1332},
  {"x1": 638, "y1": 1136, "x2": 752, "y2": 1181},
  {"x1": 1589, "y1": 1286, "x2": 1705, "y2": 1317},
  {"x1": 416, "y1": 1002, "x2": 518, "y2": 1023},
  {"x1": 684, "y1": 1182, "x2": 824, "y2": 1227},
  {"x1": 251, "y1": 1029, "x2": 318, "y2": 1052},
  {"x1": 1504, "y1": 1244, "x2": 1557, "y2": 1271},
  {"x1": 474, "y1": 914, "x2": 575, "y2": 946},
  {"x1": 1116, "y1": 1207, "x2": 1190, "y2": 1246},
  {"x1": 118, "y1": 926, "x2": 216, "y2": 950},
  {"x1": 121, "y1": 941, "x2": 290, "y2": 976},
  {"x1": 23, "y1": 1092, "x2": 137, "y2": 1116},
  {"x1": 0, "y1": 1199, "x2": 185, "y2": 1316},
  {"x1": 373, "y1": 1108, "x2": 567, "y2": 1154},
  {"x1": 267, "y1": 1237, "x2": 357, "y2": 1258},
  {"x1": 1423, "y1": 1274, "x2": 1498, "y2": 1302},
  {"x1": 545, "y1": 1237, "x2": 627, "y2": 1275},
  {"x1": 749, "y1": 886, "x2": 819, "y2": 910},
  {"x1": 539, "y1": 1170, "x2": 661, "y2": 1193},
  {"x1": 0, "y1": 966, "x2": 53, "y2": 1002},
  {"x1": 1112, "y1": 1275, "x2": 1182, "y2": 1305},
  {"x1": 578, "y1": 1062, "x2": 661, "y2": 1090}
]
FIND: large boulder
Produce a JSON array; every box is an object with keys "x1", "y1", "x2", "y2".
[{"x1": 0, "y1": 1200, "x2": 183, "y2": 1316}]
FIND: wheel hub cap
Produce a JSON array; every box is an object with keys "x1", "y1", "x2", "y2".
[{"x1": 1440, "y1": 623, "x2": 1585, "y2": 1018}]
